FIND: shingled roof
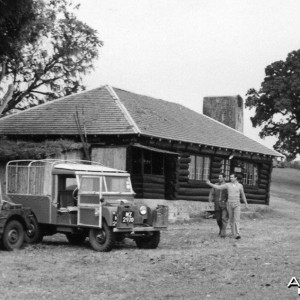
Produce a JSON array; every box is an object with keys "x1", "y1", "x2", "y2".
[{"x1": 0, "y1": 85, "x2": 279, "y2": 156}]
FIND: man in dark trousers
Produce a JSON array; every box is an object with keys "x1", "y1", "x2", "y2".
[{"x1": 208, "y1": 173, "x2": 228, "y2": 238}]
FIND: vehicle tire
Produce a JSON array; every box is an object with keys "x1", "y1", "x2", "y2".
[
  {"x1": 135, "y1": 231, "x2": 160, "y2": 249},
  {"x1": 2, "y1": 220, "x2": 25, "y2": 251},
  {"x1": 89, "y1": 221, "x2": 115, "y2": 252},
  {"x1": 66, "y1": 233, "x2": 86, "y2": 245},
  {"x1": 25, "y1": 217, "x2": 43, "y2": 244}
]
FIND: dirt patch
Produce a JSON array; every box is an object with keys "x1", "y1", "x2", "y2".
[{"x1": 0, "y1": 168, "x2": 299, "y2": 299}]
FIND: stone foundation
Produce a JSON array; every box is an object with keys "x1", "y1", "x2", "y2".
[{"x1": 134, "y1": 199, "x2": 210, "y2": 223}]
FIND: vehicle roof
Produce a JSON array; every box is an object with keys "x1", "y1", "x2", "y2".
[
  {"x1": 7, "y1": 159, "x2": 127, "y2": 174},
  {"x1": 53, "y1": 163, "x2": 126, "y2": 173}
]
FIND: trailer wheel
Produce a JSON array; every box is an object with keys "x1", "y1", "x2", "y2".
[
  {"x1": 66, "y1": 233, "x2": 86, "y2": 245},
  {"x1": 135, "y1": 231, "x2": 160, "y2": 249},
  {"x1": 2, "y1": 220, "x2": 25, "y2": 251},
  {"x1": 25, "y1": 217, "x2": 43, "y2": 244},
  {"x1": 89, "y1": 221, "x2": 115, "y2": 252}
]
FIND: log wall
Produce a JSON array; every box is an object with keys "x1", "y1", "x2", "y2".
[
  {"x1": 244, "y1": 161, "x2": 272, "y2": 205},
  {"x1": 177, "y1": 153, "x2": 223, "y2": 201},
  {"x1": 131, "y1": 174, "x2": 165, "y2": 199}
]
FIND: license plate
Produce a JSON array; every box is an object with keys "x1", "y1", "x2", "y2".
[{"x1": 122, "y1": 211, "x2": 134, "y2": 223}]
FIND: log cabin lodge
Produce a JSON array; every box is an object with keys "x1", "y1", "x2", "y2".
[{"x1": 0, "y1": 85, "x2": 281, "y2": 205}]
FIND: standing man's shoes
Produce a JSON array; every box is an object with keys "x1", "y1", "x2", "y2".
[{"x1": 235, "y1": 235, "x2": 241, "y2": 240}]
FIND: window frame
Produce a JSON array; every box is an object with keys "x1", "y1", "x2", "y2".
[
  {"x1": 232, "y1": 159, "x2": 259, "y2": 187},
  {"x1": 221, "y1": 158, "x2": 231, "y2": 181},
  {"x1": 188, "y1": 155, "x2": 211, "y2": 181}
]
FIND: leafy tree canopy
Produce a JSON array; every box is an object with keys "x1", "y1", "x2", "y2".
[
  {"x1": 0, "y1": 0, "x2": 103, "y2": 115},
  {"x1": 0, "y1": 0, "x2": 38, "y2": 58},
  {"x1": 245, "y1": 49, "x2": 300, "y2": 160}
]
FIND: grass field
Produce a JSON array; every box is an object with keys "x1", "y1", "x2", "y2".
[{"x1": 0, "y1": 168, "x2": 299, "y2": 300}]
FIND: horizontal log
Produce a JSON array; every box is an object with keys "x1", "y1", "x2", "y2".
[
  {"x1": 262, "y1": 163, "x2": 271, "y2": 170},
  {"x1": 134, "y1": 192, "x2": 143, "y2": 198},
  {"x1": 178, "y1": 188, "x2": 210, "y2": 196},
  {"x1": 179, "y1": 157, "x2": 191, "y2": 164},
  {"x1": 200, "y1": 148, "x2": 214, "y2": 155},
  {"x1": 215, "y1": 149, "x2": 230, "y2": 156},
  {"x1": 259, "y1": 183, "x2": 267, "y2": 189},
  {"x1": 211, "y1": 167, "x2": 222, "y2": 174},
  {"x1": 132, "y1": 182, "x2": 165, "y2": 189},
  {"x1": 143, "y1": 192, "x2": 165, "y2": 199},
  {"x1": 165, "y1": 194, "x2": 177, "y2": 200},
  {"x1": 131, "y1": 176, "x2": 143, "y2": 183},
  {"x1": 179, "y1": 170, "x2": 190, "y2": 176},
  {"x1": 259, "y1": 179, "x2": 268, "y2": 185},
  {"x1": 212, "y1": 156, "x2": 223, "y2": 163},
  {"x1": 247, "y1": 199, "x2": 268, "y2": 205},
  {"x1": 245, "y1": 193, "x2": 267, "y2": 200},
  {"x1": 178, "y1": 177, "x2": 189, "y2": 182},
  {"x1": 143, "y1": 183, "x2": 164, "y2": 189},
  {"x1": 143, "y1": 176, "x2": 165, "y2": 184},
  {"x1": 211, "y1": 162, "x2": 222, "y2": 168},
  {"x1": 179, "y1": 164, "x2": 189, "y2": 170},
  {"x1": 144, "y1": 188, "x2": 165, "y2": 194},
  {"x1": 179, "y1": 181, "x2": 208, "y2": 189},
  {"x1": 260, "y1": 173, "x2": 268, "y2": 180},
  {"x1": 260, "y1": 169, "x2": 270, "y2": 176},
  {"x1": 244, "y1": 188, "x2": 267, "y2": 195}
]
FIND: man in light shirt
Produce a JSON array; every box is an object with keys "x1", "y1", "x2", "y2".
[{"x1": 206, "y1": 173, "x2": 249, "y2": 239}]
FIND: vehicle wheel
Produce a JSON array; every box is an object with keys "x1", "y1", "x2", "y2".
[
  {"x1": 66, "y1": 233, "x2": 86, "y2": 245},
  {"x1": 135, "y1": 231, "x2": 160, "y2": 249},
  {"x1": 89, "y1": 221, "x2": 115, "y2": 252},
  {"x1": 25, "y1": 217, "x2": 43, "y2": 244},
  {"x1": 2, "y1": 220, "x2": 25, "y2": 251}
]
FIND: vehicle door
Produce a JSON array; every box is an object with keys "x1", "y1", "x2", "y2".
[{"x1": 76, "y1": 175, "x2": 103, "y2": 228}]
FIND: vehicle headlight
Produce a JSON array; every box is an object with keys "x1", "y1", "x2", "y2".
[{"x1": 139, "y1": 205, "x2": 147, "y2": 215}]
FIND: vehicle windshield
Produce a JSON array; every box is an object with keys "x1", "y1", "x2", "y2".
[
  {"x1": 79, "y1": 176, "x2": 132, "y2": 193},
  {"x1": 80, "y1": 177, "x2": 100, "y2": 193},
  {"x1": 104, "y1": 176, "x2": 132, "y2": 193}
]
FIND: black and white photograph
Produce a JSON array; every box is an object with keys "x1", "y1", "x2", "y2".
[{"x1": 0, "y1": 0, "x2": 299, "y2": 299}]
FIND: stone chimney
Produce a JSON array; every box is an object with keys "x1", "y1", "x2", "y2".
[{"x1": 203, "y1": 95, "x2": 244, "y2": 133}]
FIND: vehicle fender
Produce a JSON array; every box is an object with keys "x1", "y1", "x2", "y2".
[
  {"x1": 0, "y1": 209, "x2": 28, "y2": 235},
  {"x1": 102, "y1": 206, "x2": 117, "y2": 226}
]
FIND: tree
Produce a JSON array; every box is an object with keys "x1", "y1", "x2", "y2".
[
  {"x1": 245, "y1": 49, "x2": 300, "y2": 160},
  {"x1": 0, "y1": 0, "x2": 40, "y2": 115},
  {"x1": 0, "y1": 0, "x2": 103, "y2": 116},
  {"x1": 0, "y1": 0, "x2": 38, "y2": 58}
]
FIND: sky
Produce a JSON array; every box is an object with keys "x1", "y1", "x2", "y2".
[{"x1": 76, "y1": 0, "x2": 300, "y2": 151}]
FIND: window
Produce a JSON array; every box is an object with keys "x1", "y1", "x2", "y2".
[
  {"x1": 233, "y1": 160, "x2": 258, "y2": 186},
  {"x1": 221, "y1": 159, "x2": 230, "y2": 181},
  {"x1": 188, "y1": 155, "x2": 211, "y2": 180},
  {"x1": 242, "y1": 162, "x2": 258, "y2": 186},
  {"x1": 132, "y1": 147, "x2": 164, "y2": 175}
]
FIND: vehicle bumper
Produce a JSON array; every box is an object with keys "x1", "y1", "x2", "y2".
[{"x1": 113, "y1": 226, "x2": 167, "y2": 233}]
